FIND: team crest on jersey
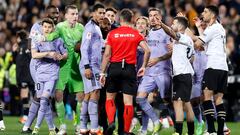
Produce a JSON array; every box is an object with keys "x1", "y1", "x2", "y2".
[{"x1": 86, "y1": 32, "x2": 92, "y2": 39}]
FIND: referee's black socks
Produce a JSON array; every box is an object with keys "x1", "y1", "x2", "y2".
[
  {"x1": 175, "y1": 121, "x2": 183, "y2": 135},
  {"x1": 187, "y1": 121, "x2": 194, "y2": 135},
  {"x1": 22, "y1": 98, "x2": 29, "y2": 116},
  {"x1": 216, "y1": 103, "x2": 226, "y2": 135},
  {"x1": 202, "y1": 100, "x2": 216, "y2": 133}
]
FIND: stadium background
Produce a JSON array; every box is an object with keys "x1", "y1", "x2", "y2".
[{"x1": 0, "y1": 0, "x2": 239, "y2": 134}]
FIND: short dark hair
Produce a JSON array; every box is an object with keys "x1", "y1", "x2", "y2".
[
  {"x1": 120, "y1": 8, "x2": 133, "y2": 23},
  {"x1": 42, "y1": 18, "x2": 54, "y2": 26},
  {"x1": 65, "y1": 4, "x2": 78, "y2": 13},
  {"x1": 17, "y1": 29, "x2": 28, "y2": 39},
  {"x1": 148, "y1": 7, "x2": 161, "y2": 15},
  {"x1": 46, "y1": 5, "x2": 57, "y2": 11},
  {"x1": 92, "y1": 3, "x2": 105, "y2": 12},
  {"x1": 106, "y1": 7, "x2": 117, "y2": 14},
  {"x1": 206, "y1": 5, "x2": 219, "y2": 17},
  {"x1": 174, "y1": 16, "x2": 189, "y2": 29}
]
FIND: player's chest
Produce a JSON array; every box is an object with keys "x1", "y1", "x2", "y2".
[
  {"x1": 38, "y1": 43, "x2": 55, "y2": 52},
  {"x1": 62, "y1": 27, "x2": 82, "y2": 40},
  {"x1": 146, "y1": 34, "x2": 167, "y2": 47}
]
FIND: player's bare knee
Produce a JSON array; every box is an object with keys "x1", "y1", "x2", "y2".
[
  {"x1": 76, "y1": 92, "x2": 84, "y2": 102},
  {"x1": 214, "y1": 93, "x2": 223, "y2": 105},
  {"x1": 20, "y1": 88, "x2": 29, "y2": 98},
  {"x1": 90, "y1": 90, "x2": 100, "y2": 100},
  {"x1": 123, "y1": 94, "x2": 133, "y2": 105},
  {"x1": 83, "y1": 93, "x2": 90, "y2": 101},
  {"x1": 203, "y1": 88, "x2": 213, "y2": 101},
  {"x1": 55, "y1": 91, "x2": 63, "y2": 102},
  {"x1": 106, "y1": 92, "x2": 116, "y2": 100}
]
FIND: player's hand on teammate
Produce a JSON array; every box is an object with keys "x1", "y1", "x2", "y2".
[
  {"x1": 48, "y1": 52, "x2": 61, "y2": 60},
  {"x1": 137, "y1": 67, "x2": 146, "y2": 77},
  {"x1": 85, "y1": 69, "x2": 93, "y2": 79},
  {"x1": 55, "y1": 53, "x2": 64, "y2": 61},
  {"x1": 148, "y1": 58, "x2": 159, "y2": 67}
]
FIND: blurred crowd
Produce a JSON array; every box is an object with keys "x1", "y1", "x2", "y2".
[{"x1": 0, "y1": 0, "x2": 239, "y2": 118}]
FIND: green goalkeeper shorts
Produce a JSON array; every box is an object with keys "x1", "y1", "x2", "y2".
[{"x1": 56, "y1": 52, "x2": 83, "y2": 93}]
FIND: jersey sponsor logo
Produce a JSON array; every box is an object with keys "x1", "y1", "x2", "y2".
[{"x1": 114, "y1": 33, "x2": 135, "y2": 38}]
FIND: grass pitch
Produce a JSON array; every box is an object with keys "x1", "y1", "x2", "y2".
[{"x1": 0, "y1": 116, "x2": 239, "y2": 135}]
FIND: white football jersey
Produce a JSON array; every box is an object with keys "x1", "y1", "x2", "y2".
[
  {"x1": 199, "y1": 21, "x2": 228, "y2": 71},
  {"x1": 172, "y1": 33, "x2": 194, "y2": 76}
]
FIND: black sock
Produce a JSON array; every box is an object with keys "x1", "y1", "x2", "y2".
[
  {"x1": 187, "y1": 121, "x2": 194, "y2": 135},
  {"x1": 161, "y1": 108, "x2": 169, "y2": 118},
  {"x1": 216, "y1": 103, "x2": 226, "y2": 135},
  {"x1": 175, "y1": 121, "x2": 183, "y2": 135},
  {"x1": 22, "y1": 98, "x2": 29, "y2": 116},
  {"x1": 202, "y1": 100, "x2": 216, "y2": 133},
  {"x1": 0, "y1": 104, "x2": 3, "y2": 121}
]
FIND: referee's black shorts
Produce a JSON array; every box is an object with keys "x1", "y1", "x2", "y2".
[
  {"x1": 172, "y1": 73, "x2": 192, "y2": 102},
  {"x1": 16, "y1": 66, "x2": 34, "y2": 89},
  {"x1": 202, "y1": 68, "x2": 228, "y2": 94},
  {"x1": 106, "y1": 62, "x2": 137, "y2": 95}
]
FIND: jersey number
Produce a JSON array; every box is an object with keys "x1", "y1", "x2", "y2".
[
  {"x1": 36, "y1": 83, "x2": 41, "y2": 91},
  {"x1": 187, "y1": 47, "x2": 191, "y2": 59}
]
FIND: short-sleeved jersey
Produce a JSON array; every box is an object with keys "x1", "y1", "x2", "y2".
[
  {"x1": 33, "y1": 38, "x2": 67, "y2": 82},
  {"x1": 199, "y1": 22, "x2": 228, "y2": 71},
  {"x1": 80, "y1": 20, "x2": 104, "y2": 68},
  {"x1": 145, "y1": 28, "x2": 172, "y2": 76},
  {"x1": 29, "y1": 22, "x2": 43, "y2": 45},
  {"x1": 172, "y1": 33, "x2": 194, "y2": 76},
  {"x1": 106, "y1": 26, "x2": 144, "y2": 64}
]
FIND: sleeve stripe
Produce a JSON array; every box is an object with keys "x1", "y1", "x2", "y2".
[{"x1": 198, "y1": 37, "x2": 205, "y2": 44}]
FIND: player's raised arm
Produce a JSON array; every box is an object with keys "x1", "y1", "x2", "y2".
[
  {"x1": 45, "y1": 25, "x2": 60, "y2": 41},
  {"x1": 160, "y1": 21, "x2": 179, "y2": 41}
]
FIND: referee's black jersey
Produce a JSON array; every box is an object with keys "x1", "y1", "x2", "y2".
[
  {"x1": 13, "y1": 39, "x2": 31, "y2": 66},
  {"x1": 13, "y1": 38, "x2": 33, "y2": 84}
]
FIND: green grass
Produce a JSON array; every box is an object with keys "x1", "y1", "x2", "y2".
[{"x1": 0, "y1": 116, "x2": 239, "y2": 135}]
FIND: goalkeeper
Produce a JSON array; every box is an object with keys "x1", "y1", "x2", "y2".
[{"x1": 46, "y1": 4, "x2": 84, "y2": 135}]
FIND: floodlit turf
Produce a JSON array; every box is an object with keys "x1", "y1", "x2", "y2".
[{"x1": 1, "y1": 116, "x2": 240, "y2": 135}]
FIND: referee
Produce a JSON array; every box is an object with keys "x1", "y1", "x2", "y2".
[
  {"x1": 12, "y1": 30, "x2": 34, "y2": 124},
  {"x1": 100, "y1": 9, "x2": 150, "y2": 135}
]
